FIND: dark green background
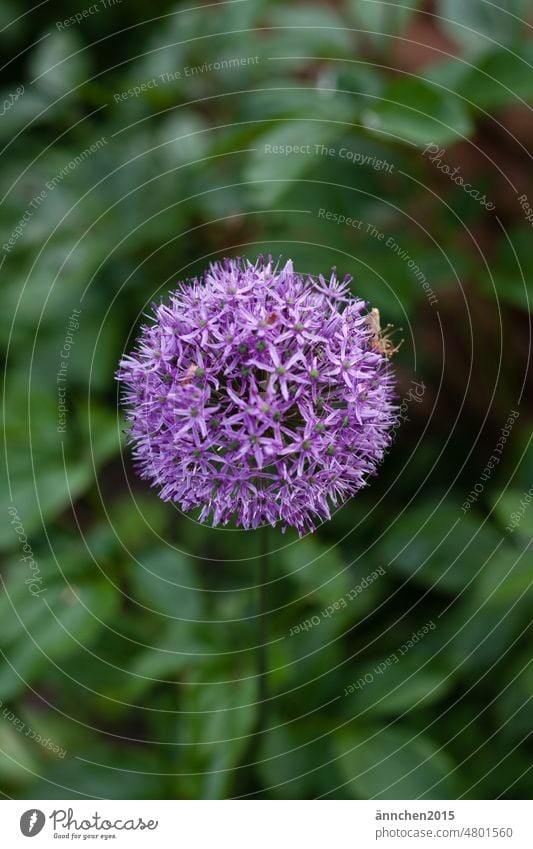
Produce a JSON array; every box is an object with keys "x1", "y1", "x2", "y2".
[{"x1": 0, "y1": 0, "x2": 531, "y2": 799}]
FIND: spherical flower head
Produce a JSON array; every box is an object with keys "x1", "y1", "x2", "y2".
[{"x1": 117, "y1": 257, "x2": 398, "y2": 534}]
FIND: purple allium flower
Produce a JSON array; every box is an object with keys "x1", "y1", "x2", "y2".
[{"x1": 117, "y1": 257, "x2": 398, "y2": 534}]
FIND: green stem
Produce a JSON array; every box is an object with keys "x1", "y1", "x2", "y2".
[
  {"x1": 257, "y1": 524, "x2": 269, "y2": 732},
  {"x1": 233, "y1": 526, "x2": 270, "y2": 793}
]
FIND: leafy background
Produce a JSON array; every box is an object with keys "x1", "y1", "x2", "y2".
[{"x1": 0, "y1": 0, "x2": 531, "y2": 799}]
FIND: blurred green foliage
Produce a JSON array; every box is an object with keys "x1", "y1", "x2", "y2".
[{"x1": 0, "y1": 0, "x2": 531, "y2": 799}]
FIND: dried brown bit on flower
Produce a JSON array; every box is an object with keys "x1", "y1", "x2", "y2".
[{"x1": 179, "y1": 364, "x2": 197, "y2": 385}]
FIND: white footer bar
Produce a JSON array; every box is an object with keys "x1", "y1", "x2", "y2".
[{"x1": 1, "y1": 799, "x2": 531, "y2": 848}]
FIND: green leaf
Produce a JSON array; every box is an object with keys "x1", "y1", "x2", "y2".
[
  {"x1": 438, "y1": 0, "x2": 529, "y2": 56},
  {"x1": 343, "y1": 649, "x2": 453, "y2": 717},
  {"x1": 245, "y1": 121, "x2": 345, "y2": 206},
  {"x1": 492, "y1": 491, "x2": 533, "y2": 538},
  {"x1": 457, "y1": 44, "x2": 533, "y2": 110},
  {"x1": 130, "y1": 547, "x2": 204, "y2": 619},
  {"x1": 493, "y1": 652, "x2": 533, "y2": 743},
  {"x1": 361, "y1": 78, "x2": 473, "y2": 146},
  {"x1": 280, "y1": 537, "x2": 353, "y2": 611},
  {"x1": 114, "y1": 619, "x2": 210, "y2": 704},
  {"x1": 0, "y1": 463, "x2": 95, "y2": 552},
  {"x1": 0, "y1": 724, "x2": 39, "y2": 785},
  {"x1": 433, "y1": 547, "x2": 532, "y2": 673},
  {"x1": 175, "y1": 666, "x2": 258, "y2": 798},
  {"x1": 258, "y1": 718, "x2": 342, "y2": 798},
  {"x1": 380, "y1": 500, "x2": 502, "y2": 591},
  {"x1": 1, "y1": 384, "x2": 120, "y2": 552},
  {"x1": 349, "y1": 0, "x2": 422, "y2": 47},
  {"x1": 477, "y1": 226, "x2": 533, "y2": 311},
  {"x1": 29, "y1": 30, "x2": 90, "y2": 95},
  {"x1": 267, "y1": 7, "x2": 354, "y2": 57},
  {"x1": 155, "y1": 112, "x2": 210, "y2": 167},
  {"x1": 334, "y1": 725, "x2": 458, "y2": 798},
  {"x1": 0, "y1": 581, "x2": 118, "y2": 701},
  {"x1": 0, "y1": 88, "x2": 50, "y2": 140},
  {"x1": 273, "y1": 613, "x2": 344, "y2": 708},
  {"x1": 27, "y1": 747, "x2": 166, "y2": 799}
]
